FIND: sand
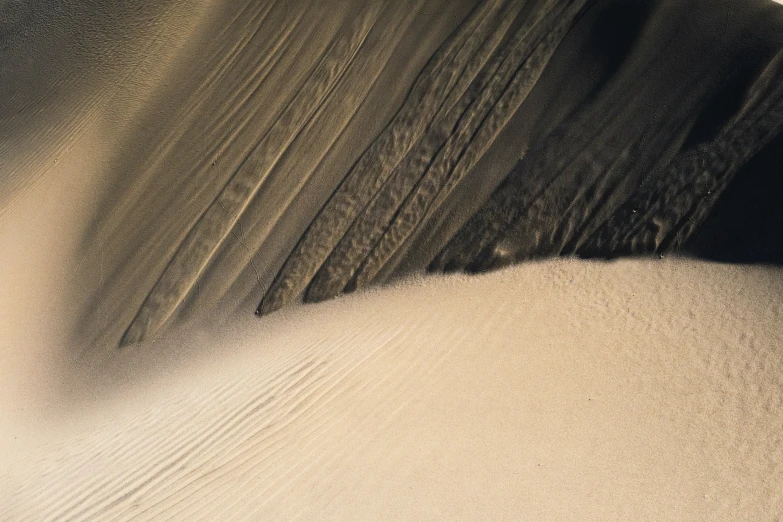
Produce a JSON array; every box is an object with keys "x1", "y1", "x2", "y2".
[
  {"x1": 2, "y1": 259, "x2": 782, "y2": 519},
  {"x1": 2, "y1": 0, "x2": 783, "y2": 519},
  {"x1": 3, "y1": 0, "x2": 779, "y2": 350}
]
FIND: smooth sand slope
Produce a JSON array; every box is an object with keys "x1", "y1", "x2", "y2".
[{"x1": 2, "y1": 259, "x2": 783, "y2": 520}]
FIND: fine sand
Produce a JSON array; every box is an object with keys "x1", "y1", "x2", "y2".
[
  {"x1": 2, "y1": 259, "x2": 782, "y2": 519},
  {"x1": 2, "y1": 0, "x2": 783, "y2": 519}
]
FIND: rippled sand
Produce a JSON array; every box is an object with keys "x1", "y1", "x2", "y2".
[
  {"x1": 2, "y1": 259, "x2": 782, "y2": 519},
  {"x1": 2, "y1": 0, "x2": 782, "y2": 519}
]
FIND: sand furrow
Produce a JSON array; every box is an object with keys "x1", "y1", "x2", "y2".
[
  {"x1": 302, "y1": 0, "x2": 530, "y2": 302},
  {"x1": 348, "y1": 0, "x2": 593, "y2": 291},
  {"x1": 256, "y1": 0, "x2": 514, "y2": 315},
  {"x1": 425, "y1": 51, "x2": 644, "y2": 272},
  {"x1": 580, "y1": 50, "x2": 783, "y2": 258},
  {"x1": 181, "y1": 1, "x2": 430, "y2": 318},
  {"x1": 120, "y1": 4, "x2": 382, "y2": 345},
  {"x1": 284, "y1": 0, "x2": 589, "y2": 304}
]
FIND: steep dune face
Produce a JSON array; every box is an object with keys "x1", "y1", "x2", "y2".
[
  {"x1": 66, "y1": 0, "x2": 486, "y2": 349},
  {"x1": 3, "y1": 0, "x2": 778, "y2": 349},
  {"x1": 83, "y1": 0, "x2": 783, "y2": 344},
  {"x1": 0, "y1": 0, "x2": 208, "y2": 211}
]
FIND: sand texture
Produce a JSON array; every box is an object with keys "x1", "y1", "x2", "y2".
[
  {"x1": 1, "y1": 0, "x2": 783, "y2": 519},
  {"x1": 4, "y1": 0, "x2": 781, "y2": 348},
  {"x1": 3, "y1": 260, "x2": 783, "y2": 520}
]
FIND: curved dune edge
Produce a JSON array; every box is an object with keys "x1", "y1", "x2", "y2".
[
  {"x1": 3, "y1": 0, "x2": 775, "y2": 350},
  {"x1": 1, "y1": 1, "x2": 782, "y2": 519},
  {"x1": 2, "y1": 259, "x2": 781, "y2": 520}
]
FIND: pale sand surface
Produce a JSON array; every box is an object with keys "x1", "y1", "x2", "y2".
[
  {"x1": 2, "y1": 0, "x2": 783, "y2": 519},
  {"x1": 2, "y1": 258, "x2": 782, "y2": 520}
]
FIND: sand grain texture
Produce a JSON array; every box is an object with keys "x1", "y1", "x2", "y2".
[
  {"x1": 1, "y1": 0, "x2": 783, "y2": 519},
  {"x1": 4, "y1": 260, "x2": 783, "y2": 520}
]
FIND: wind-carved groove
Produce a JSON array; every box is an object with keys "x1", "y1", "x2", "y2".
[
  {"x1": 259, "y1": 0, "x2": 593, "y2": 313},
  {"x1": 186, "y1": 3, "x2": 423, "y2": 320},
  {"x1": 428, "y1": 7, "x2": 770, "y2": 274},
  {"x1": 340, "y1": 0, "x2": 592, "y2": 295},
  {"x1": 579, "y1": 49, "x2": 783, "y2": 258},
  {"x1": 255, "y1": 0, "x2": 515, "y2": 315},
  {"x1": 428, "y1": 78, "x2": 644, "y2": 272},
  {"x1": 303, "y1": 0, "x2": 526, "y2": 302},
  {"x1": 120, "y1": 4, "x2": 382, "y2": 345}
]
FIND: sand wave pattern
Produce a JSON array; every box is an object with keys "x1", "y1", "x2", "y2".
[{"x1": 3, "y1": 261, "x2": 783, "y2": 519}]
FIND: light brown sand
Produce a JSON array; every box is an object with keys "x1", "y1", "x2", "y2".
[
  {"x1": 2, "y1": 0, "x2": 782, "y2": 519},
  {"x1": 2, "y1": 258, "x2": 782, "y2": 520}
]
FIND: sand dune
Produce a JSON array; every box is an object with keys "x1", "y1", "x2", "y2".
[
  {"x1": 3, "y1": 259, "x2": 783, "y2": 520},
  {"x1": 2, "y1": 0, "x2": 783, "y2": 519},
  {"x1": 4, "y1": 0, "x2": 780, "y2": 348}
]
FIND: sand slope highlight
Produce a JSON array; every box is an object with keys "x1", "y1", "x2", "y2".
[
  {"x1": 3, "y1": 259, "x2": 782, "y2": 520},
  {"x1": 2, "y1": 2, "x2": 783, "y2": 518}
]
